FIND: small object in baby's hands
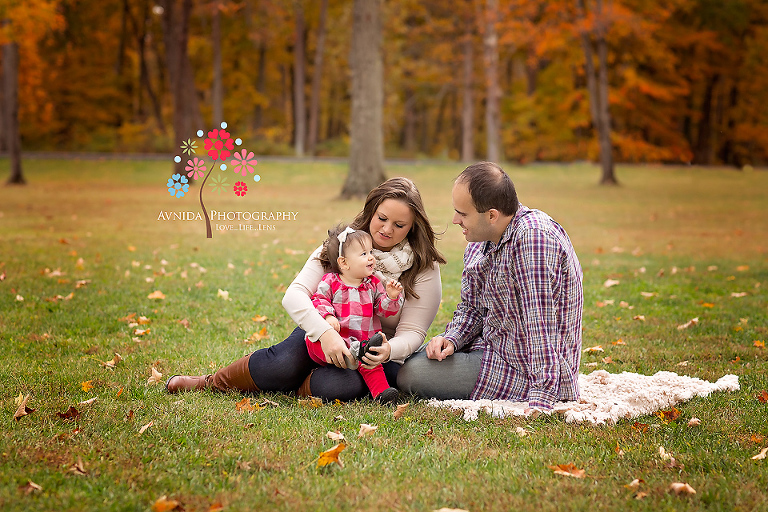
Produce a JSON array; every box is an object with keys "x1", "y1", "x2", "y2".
[{"x1": 343, "y1": 333, "x2": 384, "y2": 370}]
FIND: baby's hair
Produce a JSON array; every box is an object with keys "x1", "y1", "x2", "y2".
[{"x1": 318, "y1": 224, "x2": 373, "y2": 274}]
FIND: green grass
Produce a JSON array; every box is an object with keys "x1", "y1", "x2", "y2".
[{"x1": 1, "y1": 159, "x2": 767, "y2": 511}]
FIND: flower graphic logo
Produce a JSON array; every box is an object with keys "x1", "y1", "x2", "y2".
[
  {"x1": 165, "y1": 121, "x2": 261, "y2": 238},
  {"x1": 234, "y1": 181, "x2": 248, "y2": 197},
  {"x1": 168, "y1": 174, "x2": 190, "y2": 198}
]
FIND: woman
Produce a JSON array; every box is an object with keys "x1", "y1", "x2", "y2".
[{"x1": 166, "y1": 177, "x2": 446, "y2": 401}]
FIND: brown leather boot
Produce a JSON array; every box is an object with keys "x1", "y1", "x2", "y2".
[
  {"x1": 166, "y1": 354, "x2": 259, "y2": 394},
  {"x1": 297, "y1": 370, "x2": 315, "y2": 397}
]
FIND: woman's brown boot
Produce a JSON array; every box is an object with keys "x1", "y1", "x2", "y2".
[{"x1": 166, "y1": 354, "x2": 259, "y2": 393}]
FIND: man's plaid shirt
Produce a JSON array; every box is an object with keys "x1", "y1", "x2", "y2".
[{"x1": 444, "y1": 205, "x2": 584, "y2": 410}]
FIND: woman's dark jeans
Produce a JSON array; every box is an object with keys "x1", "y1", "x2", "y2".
[{"x1": 247, "y1": 327, "x2": 400, "y2": 401}]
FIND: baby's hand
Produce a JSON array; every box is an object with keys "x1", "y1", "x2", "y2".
[
  {"x1": 325, "y1": 315, "x2": 340, "y2": 332},
  {"x1": 386, "y1": 280, "x2": 403, "y2": 300}
]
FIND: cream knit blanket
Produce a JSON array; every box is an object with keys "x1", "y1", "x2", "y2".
[{"x1": 427, "y1": 370, "x2": 739, "y2": 425}]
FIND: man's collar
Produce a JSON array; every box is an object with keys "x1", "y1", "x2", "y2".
[{"x1": 486, "y1": 205, "x2": 527, "y2": 251}]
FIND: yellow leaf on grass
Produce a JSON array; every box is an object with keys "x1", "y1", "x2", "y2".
[
  {"x1": 152, "y1": 495, "x2": 181, "y2": 512},
  {"x1": 548, "y1": 463, "x2": 586, "y2": 478},
  {"x1": 102, "y1": 353, "x2": 122, "y2": 369},
  {"x1": 394, "y1": 403, "x2": 409, "y2": 419},
  {"x1": 298, "y1": 396, "x2": 323, "y2": 408},
  {"x1": 668, "y1": 482, "x2": 696, "y2": 495},
  {"x1": 217, "y1": 289, "x2": 231, "y2": 301},
  {"x1": 584, "y1": 345, "x2": 604, "y2": 353},
  {"x1": 251, "y1": 314, "x2": 268, "y2": 322},
  {"x1": 147, "y1": 367, "x2": 163, "y2": 385},
  {"x1": 81, "y1": 380, "x2": 94, "y2": 392},
  {"x1": 754, "y1": 340, "x2": 765, "y2": 348},
  {"x1": 612, "y1": 339, "x2": 626, "y2": 346},
  {"x1": 147, "y1": 290, "x2": 166, "y2": 300},
  {"x1": 317, "y1": 443, "x2": 345, "y2": 468},
  {"x1": 358, "y1": 424, "x2": 378, "y2": 437},
  {"x1": 134, "y1": 328, "x2": 150, "y2": 336},
  {"x1": 250, "y1": 327, "x2": 269, "y2": 341},
  {"x1": 13, "y1": 394, "x2": 35, "y2": 421},
  {"x1": 235, "y1": 397, "x2": 262, "y2": 412}
]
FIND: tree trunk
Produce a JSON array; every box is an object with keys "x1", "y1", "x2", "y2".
[
  {"x1": 293, "y1": 1, "x2": 306, "y2": 157},
  {"x1": 482, "y1": 0, "x2": 501, "y2": 162},
  {"x1": 212, "y1": 2, "x2": 223, "y2": 127},
  {"x1": 2, "y1": 23, "x2": 24, "y2": 186},
  {"x1": 0, "y1": 45, "x2": 6, "y2": 153},
  {"x1": 576, "y1": 0, "x2": 617, "y2": 185},
  {"x1": 306, "y1": 0, "x2": 328, "y2": 156},
  {"x1": 461, "y1": 12, "x2": 475, "y2": 162},
  {"x1": 342, "y1": 0, "x2": 385, "y2": 199},
  {"x1": 693, "y1": 73, "x2": 719, "y2": 165},
  {"x1": 161, "y1": 0, "x2": 202, "y2": 172},
  {"x1": 402, "y1": 90, "x2": 417, "y2": 153}
]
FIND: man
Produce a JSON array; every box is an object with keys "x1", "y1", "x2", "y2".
[{"x1": 398, "y1": 162, "x2": 583, "y2": 412}]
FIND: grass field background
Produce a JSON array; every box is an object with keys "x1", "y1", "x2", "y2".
[{"x1": 1, "y1": 158, "x2": 767, "y2": 511}]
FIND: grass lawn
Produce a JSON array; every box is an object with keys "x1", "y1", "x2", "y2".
[{"x1": 1, "y1": 158, "x2": 767, "y2": 511}]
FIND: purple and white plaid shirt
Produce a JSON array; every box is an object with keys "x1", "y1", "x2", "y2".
[{"x1": 443, "y1": 205, "x2": 583, "y2": 410}]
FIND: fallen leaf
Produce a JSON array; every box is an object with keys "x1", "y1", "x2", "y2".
[
  {"x1": 394, "y1": 403, "x2": 409, "y2": 419},
  {"x1": 81, "y1": 380, "x2": 94, "y2": 392},
  {"x1": 126, "y1": 409, "x2": 134, "y2": 421},
  {"x1": 75, "y1": 279, "x2": 91, "y2": 288},
  {"x1": 752, "y1": 447, "x2": 768, "y2": 460},
  {"x1": 548, "y1": 463, "x2": 586, "y2": 478},
  {"x1": 677, "y1": 317, "x2": 699, "y2": 330},
  {"x1": 298, "y1": 396, "x2": 323, "y2": 408},
  {"x1": 208, "y1": 502, "x2": 225, "y2": 512},
  {"x1": 633, "y1": 315, "x2": 646, "y2": 321},
  {"x1": 635, "y1": 492, "x2": 648, "y2": 500},
  {"x1": 57, "y1": 406, "x2": 81, "y2": 421},
  {"x1": 677, "y1": 360, "x2": 689, "y2": 367},
  {"x1": 217, "y1": 289, "x2": 231, "y2": 301},
  {"x1": 584, "y1": 345, "x2": 604, "y2": 353},
  {"x1": 317, "y1": 443, "x2": 345, "y2": 468},
  {"x1": 326, "y1": 431, "x2": 345, "y2": 441},
  {"x1": 700, "y1": 302, "x2": 715, "y2": 308},
  {"x1": 585, "y1": 362, "x2": 598, "y2": 368},
  {"x1": 249, "y1": 327, "x2": 269, "y2": 342},
  {"x1": 602, "y1": 356, "x2": 613, "y2": 364},
  {"x1": 688, "y1": 417, "x2": 701, "y2": 427},
  {"x1": 236, "y1": 397, "x2": 262, "y2": 412},
  {"x1": 668, "y1": 482, "x2": 696, "y2": 495},
  {"x1": 13, "y1": 394, "x2": 35, "y2": 421},
  {"x1": 358, "y1": 424, "x2": 378, "y2": 437},
  {"x1": 750, "y1": 434, "x2": 764, "y2": 443},
  {"x1": 251, "y1": 314, "x2": 268, "y2": 322},
  {"x1": 116, "y1": 387, "x2": 124, "y2": 398},
  {"x1": 612, "y1": 339, "x2": 626, "y2": 346},
  {"x1": 20, "y1": 480, "x2": 42, "y2": 494},
  {"x1": 736, "y1": 265, "x2": 750, "y2": 272},
  {"x1": 754, "y1": 340, "x2": 765, "y2": 348},
  {"x1": 79, "y1": 397, "x2": 97, "y2": 406},
  {"x1": 515, "y1": 427, "x2": 529, "y2": 437},
  {"x1": 624, "y1": 478, "x2": 644, "y2": 491},
  {"x1": 640, "y1": 292, "x2": 657, "y2": 298},
  {"x1": 147, "y1": 367, "x2": 164, "y2": 385},
  {"x1": 152, "y1": 495, "x2": 181, "y2": 512},
  {"x1": 134, "y1": 328, "x2": 151, "y2": 336},
  {"x1": 139, "y1": 421, "x2": 154, "y2": 434},
  {"x1": 147, "y1": 290, "x2": 166, "y2": 300},
  {"x1": 102, "y1": 353, "x2": 123, "y2": 369},
  {"x1": 178, "y1": 318, "x2": 191, "y2": 330},
  {"x1": 603, "y1": 279, "x2": 620, "y2": 288},
  {"x1": 657, "y1": 408, "x2": 680, "y2": 422},
  {"x1": 119, "y1": 313, "x2": 137, "y2": 322},
  {"x1": 69, "y1": 457, "x2": 87, "y2": 476},
  {"x1": 615, "y1": 442, "x2": 625, "y2": 456},
  {"x1": 731, "y1": 292, "x2": 748, "y2": 297},
  {"x1": 15, "y1": 294, "x2": 24, "y2": 301},
  {"x1": 632, "y1": 422, "x2": 649, "y2": 433},
  {"x1": 757, "y1": 390, "x2": 768, "y2": 403},
  {"x1": 425, "y1": 427, "x2": 435, "y2": 439}
]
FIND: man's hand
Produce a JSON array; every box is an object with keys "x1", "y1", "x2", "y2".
[
  {"x1": 386, "y1": 280, "x2": 403, "y2": 300},
  {"x1": 319, "y1": 329, "x2": 352, "y2": 369},
  {"x1": 361, "y1": 333, "x2": 391, "y2": 369},
  {"x1": 325, "y1": 315, "x2": 340, "y2": 332},
  {"x1": 425, "y1": 335, "x2": 455, "y2": 361}
]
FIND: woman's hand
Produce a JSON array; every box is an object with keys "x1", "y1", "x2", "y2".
[
  {"x1": 319, "y1": 329, "x2": 353, "y2": 369},
  {"x1": 361, "y1": 333, "x2": 391, "y2": 369}
]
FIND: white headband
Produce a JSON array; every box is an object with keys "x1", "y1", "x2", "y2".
[{"x1": 337, "y1": 227, "x2": 356, "y2": 253}]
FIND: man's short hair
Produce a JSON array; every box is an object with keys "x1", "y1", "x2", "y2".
[{"x1": 456, "y1": 162, "x2": 519, "y2": 216}]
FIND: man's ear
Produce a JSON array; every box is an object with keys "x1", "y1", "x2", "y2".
[
  {"x1": 487, "y1": 208, "x2": 500, "y2": 225},
  {"x1": 337, "y1": 256, "x2": 348, "y2": 270}
]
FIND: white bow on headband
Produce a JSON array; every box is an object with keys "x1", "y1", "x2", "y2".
[{"x1": 337, "y1": 227, "x2": 356, "y2": 250}]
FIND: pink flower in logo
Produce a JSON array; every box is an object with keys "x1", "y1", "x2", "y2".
[
  {"x1": 204, "y1": 129, "x2": 235, "y2": 161},
  {"x1": 234, "y1": 181, "x2": 248, "y2": 197},
  {"x1": 231, "y1": 149, "x2": 258, "y2": 176},
  {"x1": 185, "y1": 157, "x2": 206, "y2": 180}
]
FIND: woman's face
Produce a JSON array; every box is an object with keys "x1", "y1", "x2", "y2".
[{"x1": 369, "y1": 199, "x2": 414, "y2": 251}]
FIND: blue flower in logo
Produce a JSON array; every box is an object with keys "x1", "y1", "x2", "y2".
[{"x1": 167, "y1": 173, "x2": 190, "y2": 198}]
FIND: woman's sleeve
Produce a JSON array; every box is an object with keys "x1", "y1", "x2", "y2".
[
  {"x1": 282, "y1": 245, "x2": 334, "y2": 341},
  {"x1": 388, "y1": 263, "x2": 443, "y2": 363}
]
